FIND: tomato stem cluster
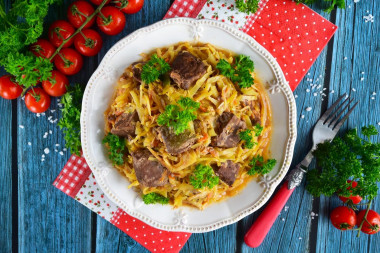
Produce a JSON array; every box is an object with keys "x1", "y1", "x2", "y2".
[
  {"x1": 356, "y1": 200, "x2": 372, "y2": 237},
  {"x1": 48, "y1": 0, "x2": 109, "y2": 62}
]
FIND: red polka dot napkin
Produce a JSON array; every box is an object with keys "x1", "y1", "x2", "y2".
[{"x1": 53, "y1": 1, "x2": 337, "y2": 252}]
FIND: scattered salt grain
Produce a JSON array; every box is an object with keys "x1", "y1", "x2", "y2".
[
  {"x1": 43, "y1": 132, "x2": 48, "y2": 138},
  {"x1": 352, "y1": 88, "x2": 356, "y2": 92},
  {"x1": 344, "y1": 57, "x2": 347, "y2": 60},
  {"x1": 28, "y1": 142, "x2": 31, "y2": 146},
  {"x1": 19, "y1": 125, "x2": 24, "y2": 129},
  {"x1": 50, "y1": 110, "x2": 55, "y2": 113},
  {"x1": 59, "y1": 151, "x2": 64, "y2": 156},
  {"x1": 306, "y1": 107, "x2": 312, "y2": 112},
  {"x1": 361, "y1": 77, "x2": 364, "y2": 81},
  {"x1": 371, "y1": 97, "x2": 375, "y2": 100},
  {"x1": 48, "y1": 116, "x2": 52, "y2": 120},
  {"x1": 373, "y1": 92, "x2": 377, "y2": 96},
  {"x1": 299, "y1": 237, "x2": 302, "y2": 240},
  {"x1": 354, "y1": 0, "x2": 359, "y2": 3},
  {"x1": 49, "y1": 130, "x2": 52, "y2": 134},
  {"x1": 294, "y1": 95, "x2": 298, "y2": 98},
  {"x1": 44, "y1": 148, "x2": 50, "y2": 154},
  {"x1": 378, "y1": 122, "x2": 380, "y2": 126},
  {"x1": 54, "y1": 149, "x2": 58, "y2": 152},
  {"x1": 284, "y1": 206, "x2": 289, "y2": 212},
  {"x1": 361, "y1": 72, "x2": 365, "y2": 74},
  {"x1": 281, "y1": 218, "x2": 285, "y2": 222},
  {"x1": 55, "y1": 144, "x2": 60, "y2": 147},
  {"x1": 63, "y1": 148, "x2": 67, "y2": 151},
  {"x1": 41, "y1": 154, "x2": 45, "y2": 158},
  {"x1": 301, "y1": 115, "x2": 305, "y2": 119},
  {"x1": 36, "y1": 113, "x2": 40, "y2": 117},
  {"x1": 306, "y1": 89, "x2": 310, "y2": 92},
  {"x1": 317, "y1": 85, "x2": 322, "y2": 89},
  {"x1": 330, "y1": 90, "x2": 335, "y2": 94}
]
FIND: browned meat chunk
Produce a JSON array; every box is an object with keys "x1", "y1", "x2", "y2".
[
  {"x1": 158, "y1": 126, "x2": 197, "y2": 155},
  {"x1": 131, "y1": 62, "x2": 143, "y2": 83},
  {"x1": 131, "y1": 149, "x2": 168, "y2": 187},
  {"x1": 169, "y1": 51, "x2": 207, "y2": 90},
  {"x1": 211, "y1": 112, "x2": 246, "y2": 148},
  {"x1": 214, "y1": 160, "x2": 240, "y2": 186},
  {"x1": 243, "y1": 99, "x2": 261, "y2": 124},
  {"x1": 110, "y1": 112, "x2": 139, "y2": 138}
]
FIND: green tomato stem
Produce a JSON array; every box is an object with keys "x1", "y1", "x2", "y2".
[{"x1": 356, "y1": 199, "x2": 372, "y2": 237}]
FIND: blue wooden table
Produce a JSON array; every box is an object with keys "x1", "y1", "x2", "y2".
[{"x1": 1, "y1": 0, "x2": 379, "y2": 252}]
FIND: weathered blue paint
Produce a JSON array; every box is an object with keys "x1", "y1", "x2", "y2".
[{"x1": 0, "y1": 0, "x2": 379, "y2": 252}]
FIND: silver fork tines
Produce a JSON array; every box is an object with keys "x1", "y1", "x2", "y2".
[{"x1": 319, "y1": 93, "x2": 358, "y2": 131}]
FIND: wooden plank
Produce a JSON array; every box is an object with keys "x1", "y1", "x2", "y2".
[
  {"x1": 316, "y1": 0, "x2": 380, "y2": 252},
  {"x1": 17, "y1": 1, "x2": 93, "y2": 252},
  {"x1": 0, "y1": 69, "x2": 13, "y2": 252},
  {"x1": 237, "y1": 4, "x2": 333, "y2": 252}
]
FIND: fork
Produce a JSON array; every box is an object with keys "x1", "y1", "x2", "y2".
[{"x1": 244, "y1": 93, "x2": 358, "y2": 248}]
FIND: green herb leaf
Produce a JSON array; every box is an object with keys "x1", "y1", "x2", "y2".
[
  {"x1": 190, "y1": 164, "x2": 219, "y2": 189},
  {"x1": 157, "y1": 97, "x2": 200, "y2": 135},
  {"x1": 306, "y1": 126, "x2": 380, "y2": 200},
  {"x1": 57, "y1": 84, "x2": 83, "y2": 156},
  {"x1": 248, "y1": 155, "x2": 277, "y2": 175},
  {"x1": 143, "y1": 193, "x2": 169, "y2": 205},
  {"x1": 216, "y1": 55, "x2": 254, "y2": 89},
  {"x1": 239, "y1": 129, "x2": 257, "y2": 149},
  {"x1": 140, "y1": 54, "x2": 171, "y2": 84},
  {"x1": 294, "y1": 0, "x2": 345, "y2": 13},
  {"x1": 102, "y1": 133, "x2": 126, "y2": 165},
  {"x1": 235, "y1": 0, "x2": 260, "y2": 14}
]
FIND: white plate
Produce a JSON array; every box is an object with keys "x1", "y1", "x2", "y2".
[{"x1": 81, "y1": 18, "x2": 297, "y2": 233}]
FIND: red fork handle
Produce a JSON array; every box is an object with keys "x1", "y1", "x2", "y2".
[{"x1": 244, "y1": 181, "x2": 295, "y2": 248}]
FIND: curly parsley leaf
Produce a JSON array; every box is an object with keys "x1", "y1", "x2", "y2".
[
  {"x1": 306, "y1": 126, "x2": 380, "y2": 200},
  {"x1": 102, "y1": 133, "x2": 126, "y2": 165},
  {"x1": 143, "y1": 193, "x2": 169, "y2": 205},
  {"x1": 190, "y1": 164, "x2": 219, "y2": 189},
  {"x1": 239, "y1": 130, "x2": 257, "y2": 149},
  {"x1": 140, "y1": 54, "x2": 171, "y2": 84},
  {"x1": 0, "y1": 0, "x2": 59, "y2": 88},
  {"x1": 235, "y1": 0, "x2": 260, "y2": 14},
  {"x1": 57, "y1": 84, "x2": 83, "y2": 156},
  {"x1": 248, "y1": 155, "x2": 277, "y2": 175},
  {"x1": 157, "y1": 97, "x2": 200, "y2": 135},
  {"x1": 216, "y1": 55, "x2": 254, "y2": 89}
]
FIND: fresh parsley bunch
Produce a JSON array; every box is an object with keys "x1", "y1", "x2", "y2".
[
  {"x1": 141, "y1": 54, "x2": 171, "y2": 84},
  {"x1": 306, "y1": 126, "x2": 380, "y2": 200},
  {"x1": 217, "y1": 55, "x2": 255, "y2": 89},
  {"x1": 239, "y1": 124, "x2": 263, "y2": 149},
  {"x1": 157, "y1": 97, "x2": 200, "y2": 135},
  {"x1": 102, "y1": 133, "x2": 126, "y2": 165},
  {"x1": 235, "y1": 0, "x2": 260, "y2": 14},
  {"x1": 248, "y1": 155, "x2": 277, "y2": 175},
  {"x1": 0, "y1": 0, "x2": 59, "y2": 89},
  {"x1": 58, "y1": 84, "x2": 84, "y2": 156},
  {"x1": 143, "y1": 193, "x2": 169, "y2": 205},
  {"x1": 190, "y1": 164, "x2": 220, "y2": 189}
]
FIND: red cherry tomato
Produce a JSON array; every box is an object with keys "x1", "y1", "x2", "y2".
[
  {"x1": 30, "y1": 39, "x2": 56, "y2": 60},
  {"x1": 339, "y1": 180, "x2": 363, "y2": 205},
  {"x1": 96, "y1": 6, "x2": 126, "y2": 36},
  {"x1": 0, "y1": 75, "x2": 23, "y2": 100},
  {"x1": 357, "y1": 210, "x2": 380, "y2": 234},
  {"x1": 67, "y1": 1, "x2": 95, "y2": 29},
  {"x1": 90, "y1": 0, "x2": 110, "y2": 5},
  {"x1": 330, "y1": 206, "x2": 357, "y2": 230},
  {"x1": 115, "y1": 0, "x2": 144, "y2": 14},
  {"x1": 48, "y1": 20, "x2": 75, "y2": 48},
  {"x1": 25, "y1": 87, "x2": 51, "y2": 113},
  {"x1": 54, "y1": 48, "x2": 83, "y2": 76},
  {"x1": 74, "y1": 29, "x2": 103, "y2": 56},
  {"x1": 42, "y1": 70, "x2": 69, "y2": 97}
]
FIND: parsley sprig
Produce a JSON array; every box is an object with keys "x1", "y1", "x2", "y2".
[
  {"x1": 140, "y1": 54, "x2": 171, "y2": 84},
  {"x1": 248, "y1": 155, "x2": 277, "y2": 175},
  {"x1": 58, "y1": 84, "x2": 84, "y2": 156},
  {"x1": 235, "y1": 0, "x2": 260, "y2": 14},
  {"x1": 143, "y1": 193, "x2": 169, "y2": 205},
  {"x1": 102, "y1": 133, "x2": 126, "y2": 165},
  {"x1": 190, "y1": 164, "x2": 220, "y2": 189},
  {"x1": 306, "y1": 126, "x2": 380, "y2": 200},
  {"x1": 295, "y1": 0, "x2": 345, "y2": 13},
  {"x1": 157, "y1": 97, "x2": 200, "y2": 135},
  {"x1": 239, "y1": 124, "x2": 263, "y2": 149},
  {"x1": 216, "y1": 55, "x2": 255, "y2": 89}
]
